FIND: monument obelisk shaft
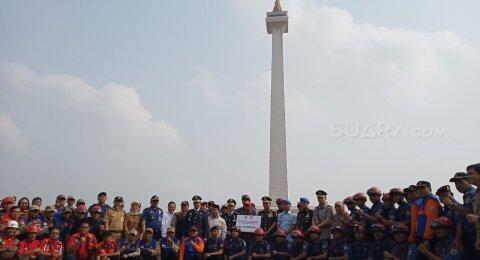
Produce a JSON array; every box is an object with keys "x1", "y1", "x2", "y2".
[{"x1": 266, "y1": 1, "x2": 288, "y2": 200}]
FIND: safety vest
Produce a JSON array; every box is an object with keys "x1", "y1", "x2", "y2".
[{"x1": 415, "y1": 195, "x2": 439, "y2": 237}]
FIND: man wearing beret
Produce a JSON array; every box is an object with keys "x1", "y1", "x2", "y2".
[
  {"x1": 258, "y1": 196, "x2": 277, "y2": 243},
  {"x1": 296, "y1": 197, "x2": 313, "y2": 234},
  {"x1": 313, "y1": 190, "x2": 334, "y2": 240},
  {"x1": 184, "y1": 195, "x2": 209, "y2": 238}
]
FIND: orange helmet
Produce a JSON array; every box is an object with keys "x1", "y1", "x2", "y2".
[
  {"x1": 353, "y1": 192, "x2": 367, "y2": 200},
  {"x1": 367, "y1": 187, "x2": 382, "y2": 196}
]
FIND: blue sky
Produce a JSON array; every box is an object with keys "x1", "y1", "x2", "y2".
[{"x1": 1, "y1": 0, "x2": 479, "y2": 207}]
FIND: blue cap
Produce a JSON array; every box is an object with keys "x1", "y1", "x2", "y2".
[
  {"x1": 283, "y1": 199, "x2": 291, "y2": 205},
  {"x1": 300, "y1": 198, "x2": 310, "y2": 204}
]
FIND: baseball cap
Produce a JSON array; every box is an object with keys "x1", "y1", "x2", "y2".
[
  {"x1": 114, "y1": 196, "x2": 124, "y2": 202},
  {"x1": 44, "y1": 205, "x2": 56, "y2": 212},
  {"x1": 151, "y1": 195, "x2": 159, "y2": 201},
  {"x1": 56, "y1": 195, "x2": 66, "y2": 201},
  {"x1": 76, "y1": 199, "x2": 86, "y2": 205},
  {"x1": 192, "y1": 195, "x2": 202, "y2": 202},
  {"x1": 415, "y1": 181, "x2": 431, "y2": 189},
  {"x1": 283, "y1": 199, "x2": 291, "y2": 205},
  {"x1": 77, "y1": 205, "x2": 88, "y2": 213},
  {"x1": 7, "y1": 220, "x2": 19, "y2": 229},
  {"x1": 67, "y1": 196, "x2": 75, "y2": 201},
  {"x1": 227, "y1": 199, "x2": 236, "y2": 205},
  {"x1": 449, "y1": 172, "x2": 468, "y2": 182},
  {"x1": 98, "y1": 192, "x2": 107, "y2": 197},
  {"x1": 167, "y1": 227, "x2": 175, "y2": 233},
  {"x1": 91, "y1": 205, "x2": 102, "y2": 213},
  {"x1": 128, "y1": 229, "x2": 138, "y2": 236},
  {"x1": 435, "y1": 185, "x2": 451, "y2": 195},
  {"x1": 208, "y1": 201, "x2": 215, "y2": 206},
  {"x1": 145, "y1": 228, "x2": 154, "y2": 233},
  {"x1": 29, "y1": 205, "x2": 41, "y2": 211}
]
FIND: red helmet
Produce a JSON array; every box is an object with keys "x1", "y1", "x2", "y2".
[
  {"x1": 353, "y1": 192, "x2": 367, "y2": 200},
  {"x1": 275, "y1": 229, "x2": 287, "y2": 237},
  {"x1": 307, "y1": 225, "x2": 320, "y2": 234},
  {"x1": 291, "y1": 230, "x2": 304, "y2": 238},
  {"x1": 367, "y1": 187, "x2": 382, "y2": 196},
  {"x1": 77, "y1": 205, "x2": 88, "y2": 213},
  {"x1": 343, "y1": 196, "x2": 355, "y2": 204},
  {"x1": 27, "y1": 225, "x2": 39, "y2": 233},
  {"x1": 381, "y1": 193, "x2": 392, "y2": 201},
  {"x1": 431, "y1": 217, "x2": 453, "y2": 228},
  {"x1": 254, "y1": 228, "x2": 265, "y2": 236}
]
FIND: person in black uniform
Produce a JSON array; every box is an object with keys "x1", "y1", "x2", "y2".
[
  {"x1": 385, "y1": 224, "x2": 416, "y2": 260},
  {"x1": 184, "y1": 195, "x2": 209, "y2": 238},
  {"x1": 224, "y1": 226, "x2": 247, "y2": 260},
  {"x1": 348, "y1": 224, "x2": 369, "y2": 260},
  {"x1": 306, "y1": 225, "x2": 326, "y2": 259},
  {"x1": 247, "y1": 228, "x2": 271, "y2": 260},
  {"x1": 258, "y1": 196, "x2": 277, "y2": 243},
  {"x1": 288, "y1": 230, "x2": 308, "y2": 260},
  {"x1": 369, "y1": 223, "x2": 393, "y2": 260},
  {"x1": 390, "y1": 188, "x2": 410, "y2": 227},
  {"x1": 325, "y1": 226, "x2": 349, "y2": 260},
  {"x1": 296, "y1": 198, "x2": 313, "y2": 234},
  {"x1": 204, "y1": 226, "x2": 224, "y2": 260},
  {"x1": 222, "y1": 199, "x2": 238, "y2": 234},
  {"x1": 271, "y1": 229, "x2": 289, "y2": 260}
]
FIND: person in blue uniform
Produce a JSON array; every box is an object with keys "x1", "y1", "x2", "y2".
[
  {"x1": 222, "y1": 199, "x2": 238, "y2": 234},
  {"x1": 142, "y1": 195, "x2": 164, "y2": 241},
  {"x1": 204, "y1": 226, "x2": 224, "y2": 260},
  {"x1": 184, "y1": 195, "x2": 209, "y2": 238},
  {"x1": 161, "y1": 227, "x2": 180, "y2": 260},
  {"x1": 384, "y1": 224, "x2": 417, "y2": 260},
  {"x1": 368, "y1": 223, "x2": 393, "y2": 260},
  {"x1": 288, "y1": 230, "x2": 308, "y2": 260},
  {"x1": 224, "y1": 226, "x2": 247, "y2": 260},
  {"x1": 353, "y1": 192, "x2": 370, "y2": 215},
  {"x1": 247, "y1": 228, "x2": 271, "y2": 260},
  {"x1": 348, "y1": 224, "x2": 369, "y2": 260},
  {"x1": 305, "y1": 225, "x2": 326, "y2": 259},
  {"x1": 377, "y1": 193, "x2": 397, "y2": 231},
  {"x1": 448, "y1": 171, "x2": 479, "y2": 258},
  {"x1": 325, "y1": 226, "x2": 348, "y2": 260},
  {"x1": 271, "y1": 229, "x2": 289, "y2": 260},
  {"x1": 417, "y1": 216, "x2": 464, "y2": 260},
  {"x1": 390, "y1": 188, "x2": 410, "y2": 227},
  {"x1": 364, "y1": 187, "x2": 384, "y2": 224},
  {"x1": 139, "y1": 228, "x2": 161, "y2": 260}
]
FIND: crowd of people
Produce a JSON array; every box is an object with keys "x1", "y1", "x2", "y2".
[{"x1": 1, "y1": 163, "x2": 480, "y2": 260}]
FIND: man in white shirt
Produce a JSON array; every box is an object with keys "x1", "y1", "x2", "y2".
[
  {"x1": 208, "y1": 204, "x2": 227, "y2": 239},
  {"x1": 161, "y1": 201, "x2": 176, "y2": 238}
]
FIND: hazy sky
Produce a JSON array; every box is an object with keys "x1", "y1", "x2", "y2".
[{"x1": 1, "y1": 0, "x2": 479, "y2": 208}]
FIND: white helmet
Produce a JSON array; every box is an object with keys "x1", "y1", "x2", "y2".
[{"x1": 7, "y1": 220, "x2": 19, "y2": 229}]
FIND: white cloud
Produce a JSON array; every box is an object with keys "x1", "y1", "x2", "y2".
[
  {"x1": 0, "y1": 63, "x2": 183, "y2": 203},
  {"x1": 0, "y1": 111, "x2": 29, "y2": 154}
]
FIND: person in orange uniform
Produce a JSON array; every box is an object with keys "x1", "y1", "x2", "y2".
[
  {"x1": 410, "y1": 181, "x2": 440, "y2": 244},
  {"x1": 66, "y1": 222, "x2": 98, "y2": 260},
  {"x1": 179, "y1": 226, "x2": 204, "y2": 260},
  {"x1": 17, "y1": 224, "x2": 41, "y2": 259},
  {"x1": 39, "y1": 228, "x2": 64, "y2": 260},
  {"x1": 0, "y1": 220, "x2": 20, "y2": 259},
  {"x1": 97, "y1": 231, "x2": 120, "y2": 260}
]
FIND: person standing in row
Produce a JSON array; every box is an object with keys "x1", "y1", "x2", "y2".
[
  {"x1": 184, "y1": 196, "x2": 208, "y2": 238},
  {"x1": 208, "y1": 204, "x2": 227, "y2": 239},
  {"x1": 124, "y1": 201, "x2": 144, "y2": 240},
  {"x1": 104, "y1": 196, "x2": 126, "y2": 241},
  {"x1": 172, "y1": 201, "x2": 189, "y2": 240},
  {"x1": 296, "y1": 197, "x2": 313, "y2": 234},
  {"x1": 142, "y1": 195, "x2": 164, "y2": 241},
  {"x1": 88, "y1": 192, "x2": 111, "y2": 216},
  {"x1": 221, "y1": 199, "x2": 238, "y2": 233},
  {"x1": 313, "y1": 190, "x2": 334, "y2": 240},
  {"x1": 258, "y1": 196, "x2": 277, "y2": 243},
  {"x1": 162, "y1": 201, "x2": 176, "y2": 239}
]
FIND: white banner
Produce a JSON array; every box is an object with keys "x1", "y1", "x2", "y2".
[{"x1": 236, "y1": 215, "x2": 262, "y2": 233}]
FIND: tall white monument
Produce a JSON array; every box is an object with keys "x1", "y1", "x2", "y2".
[{"x1": 266, "y1": 0, "x2": 288, "y2": 200}]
